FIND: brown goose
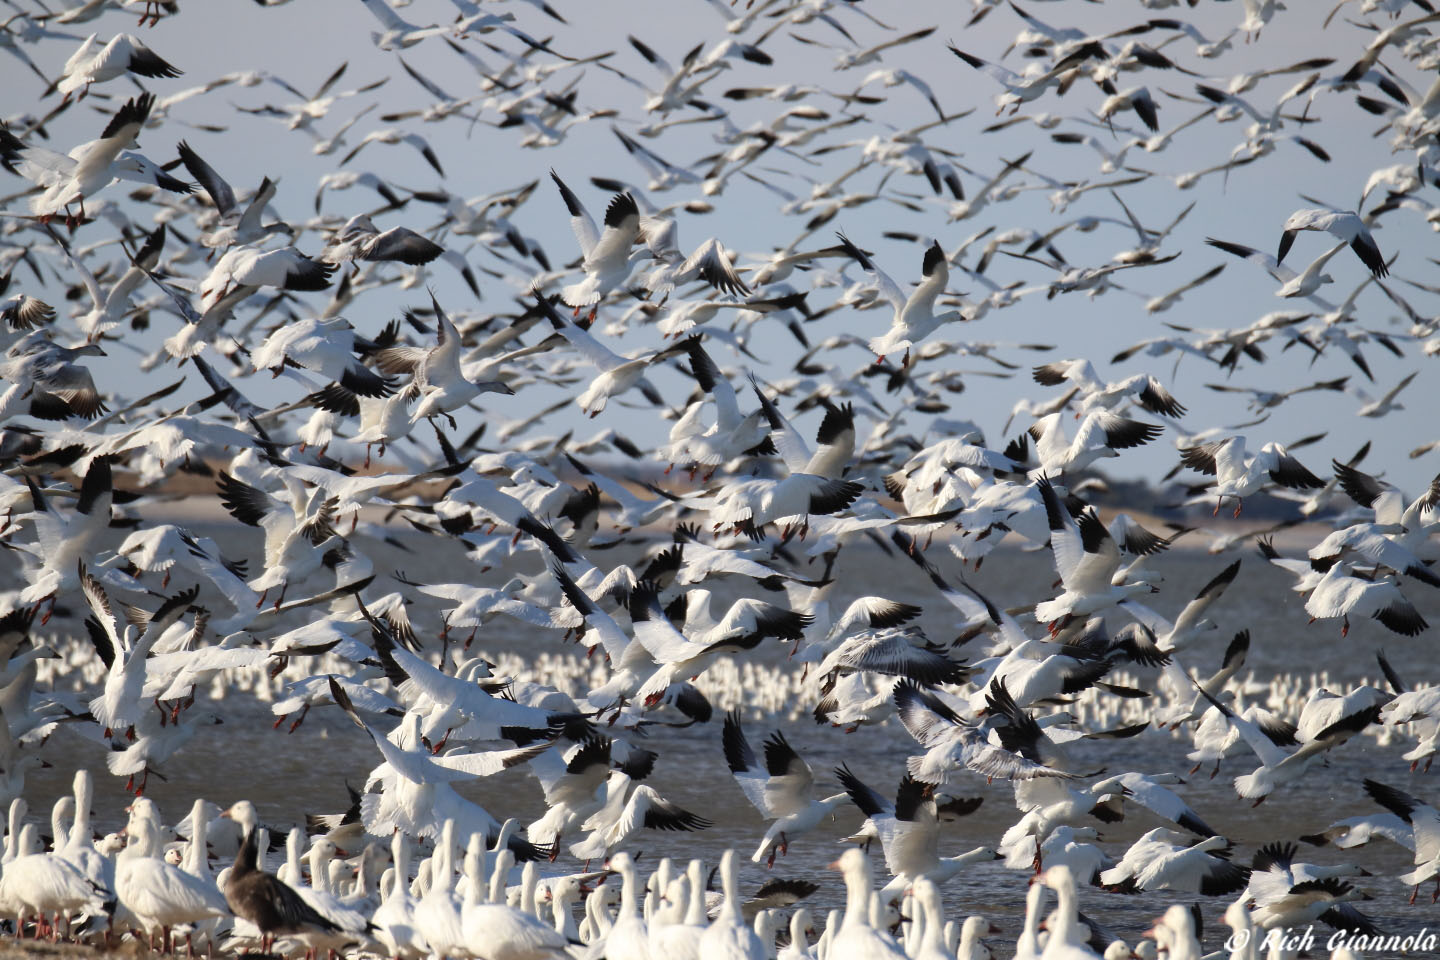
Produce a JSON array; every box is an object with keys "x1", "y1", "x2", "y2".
[{"x1": 222, "y1": 826, "x2": 340, "y2": 954}]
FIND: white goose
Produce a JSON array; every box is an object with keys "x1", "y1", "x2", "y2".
[
  {"x1": 835, "y1": 233, "x2": 959, "y2": 362},
  {"x1": 826, "y1": 848, "x2": 905, "y2": 958},
  {"x1": 459, "y1": 834, "x2": 570, "y2": 960},
  {"x1": 1032, "y1": 476, "x2": 1153, "y2": 629},
  {"x1": 722, "y1": 710, "x2": 847, "y2": 867},
  {"x1": 1177, "y1": 435, "x2": 1326, "y2": 517},
  {"x1": 114, "y1": 814, "x2": 230, "y2": 954},
  {"x1": 1038, "y1": 865, "x2": 1101, "y2": 960},
  {"x1": 699, "y1": 849, "x2": 766, "y2": 960},
  {"x1": 602, "y1": 851, "x2": 652, "y2": 960},
  {"x1": 371, "y1": 831, "x2": 427, "y2": 960},
  {"x1": 551, "y1": 172, "x2": 642, "y2": 313}
]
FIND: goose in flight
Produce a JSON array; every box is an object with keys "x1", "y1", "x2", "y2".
[
  {"x1": 722, "y1": 710, "x2": 847, "y2": 866},
  {"x1": 836, "y1": 232, "x2": 958, "y2": 362},
  {"x1": 1032, "y1": 359, "x2": 1186, "y2": 419},
  {"x1": 54, "y1": 32, "x2": 181, "y2": 101},
  {"x1": 1177, "y1": 435, "x2": 1325, "y2": 516},
  {"x1": 0, "y1": 92, "x2": 191, "y2": 223},
  {"x1": 550, "y1": 171, "x2": 642, "y2": 315},
  {"x1": 175, "y1": 141, "x2": 291, "y2": 250},
  {"x1": 1192, "y1": 674, "x2": 1378, "y2": 804},
  {"x1": 1362, "y1": 779, "x2": 1440, "y2": 904},
  {"x1": 531, "y1": 291, "x2": 687, "y2": 417},
  {"x1": 1277, "y1": 207, "x2": 1387, "y2": 278},
  {"x1": 1206, "y1": 236, "x2": 1347, "y2": 303},
  {"x1": 372, "y1": 292, "x2": 512, "y2": 427},
  {"x1": 1303, "y1": 561, "x2": 1428, "y2": 637}
]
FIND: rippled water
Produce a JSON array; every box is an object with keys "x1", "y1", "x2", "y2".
[{"x1": 14, "y1": 511, "x2": 1440, "y2": 955}]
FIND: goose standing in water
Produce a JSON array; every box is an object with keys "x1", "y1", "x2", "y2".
[
  {"x1": 114, "y1": 814, "x2": 230, "y2": 954},
  {"x1": 698, "y1": 848, "x2": 766, "y2": 960},
  {"x1": 826, "y1": 848, "x2": 905, "y2": 959},
  {"x1": 222, "y1": 826, "x2": 340, "y2": 955}
]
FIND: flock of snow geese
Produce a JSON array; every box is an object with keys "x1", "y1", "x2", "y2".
[{"x1": 2, "y1": 0, "x2": 1440, "y2": 958}]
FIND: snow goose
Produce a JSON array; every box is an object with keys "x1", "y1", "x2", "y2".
[
  {"x1": 1142, "y1": 906, "x2": 1202, "y2": 960},
  {"x1": 250, "y1": 315, "x2": 395, "y2": 400},
  {"x1": 709, "y1": 468, "x2": 865, "y2": 541},
  {"x1": 1191, "y1": 679, "x2": 1372, "y2": 804},
  {"x1": 1031, "y1": 359, "x2": 1186, "y2": 419},
  {"x1": 197, "y1": 245, "x2": 334, "y2": 316},
  {"x1": 1248, "y1": 876, "x2": 1372, "y2": 934},
  {"x1": 777, "y1": 906, "x2": 815, "y2": 960},
  {"x1": 458, "y1": 833, "x2": 570, "y2": 960},
  {"x1": 1177, "y1": 435, "x2": 1325, "y2": 517},
  {"x1": 567, "y1": 777, "x2": 711, "y2": 864},
  {"x1": 833, "y1": 233, "x2": 957, "y2": 363},
  {"x1": 602, "y1": 852, "x2": 652, "y2": 960},
  {"x1": 894, "y1": 680, "x2": 1073, "y2": 784},
  {"x1": 721, "y1": 710, "x2": 846, "y2": 866},
  {"x1": 1277, "y1": 208, "x2": 1386, "y2": 279},
  {"x1": 1243, "y1": 843, "x2": 1379, "y2": 936},
  {"x1": 638, "y1": 218, "x2": 750, "y2": 300},
  {"x1": 327, "y1": 676, "x2": 552, "y2": 839},
  {"x1": 54, "y1": 32, "x2": 180, "y2": 100},
  {"x1": 341, "y1": 127, "x2": 445, "y2": 175},
  {"x1": 550, "y1": 172, "x2": 642, "y2": 314},
  {"x1": 372, "y1": 831, "x2": 428, "y2": 960},
  {"x1": 1006, "y1": 826, "x2": 1105, "y2": 884},
  {"x1": 1303, "y1": 562, "x2": 1428, "y2": 637},
  {"x1": 214, "y1": 469, "x2": 348, "y2": 609},
  {"x1": 1001, "y1": 773, "x2": 1130, "y2": 867},
  {"x1": 1015, "y1": 881, "x2": 1047, "y2": 960},
  {"x1": 699, "y1": 849, "x2": 767, "y2": 960},
  {"x1": 1307, "y1": 524, "x2": 1440, "y2": 590},
  {"x1": 750, "y1": 381, "x2": 856, "y2": 481},
  {"x1": 826, "y1": 848, "x2": 905, "y2": 959},
  {"x1": 293, "y1": 836, "x2": 374, "y2": 954},
  {"x1": 957, "y1": 914, "x2": 999, "y2": 960},
  {"x1": 1125, "y1": 560, "x2": 1241, "y2": 655},
  {"x1": 175, "y1": 142, "x2": 291, "y2": 250},
  {"x1": 665, "y1": 337, "x2": 769, "y2": 478},
  {"x1": 1027, "y1": 411, "x2": 1163, "y2": 478},
  {"x1": 16, "y1": 457, "x2": 112, "y2": 608},
  {"x1": 106, "y1": 704, "x2": 222, "y2": 795},
  {"x1": 365, "y1": 595, "x2": 575, "y2": 742},
  {"x1": 44, "y1": 220, "x2": 164, "y2": 342},
  {"x1": 82, "y1": 569, "x2": 198, "y2": 741},
  {"x1": 835, "y1": 765, "x2": 959, "y2": 899},
  {"x1": 114, "y1": 814, "x2": 230, "y2": 954},
  {"x1": 1330, "y1": 459, "x2": 1440, "y2": 537},
  {"x1": 1033, "y1": 476, "x2": 1153, "y2": 629},
  {"x1": 647, "y1": 858, "x2": 705, "y2": 958},
  {"x1": 948, "y1": 43, "x2": 1074, "y2": 114},
  {"x1": 55, "y1": 770, "x2": 113, "y2": 900},
  {"x1": 0, "y1": 92, "x2": 190, "y2": 222},
  {"x1": 531, "y1": 291, "x2": 686, "y2": 417},
  {"x1": 631, "y1": 583, "x2": 811, "y2": 703},
  {"x1": 1362, "y1": 779, "x2": 1440, "y2": 903},
  {"x1": 1205, "y1": 237, "x2": 1346, "y2": 304},
  {"x1": 0, "y1": 829, "x2": 112, "y2": 940},
  {"x1": 815, "y1": 626, "x2": 969, "y2": 687},
  {"x1": 1098, "y1": 828, "x2": 1249, "y2": 895},
  {"x1": 321, "y1": 213, "x2": 445, "y2": 267},
  {"x1": 1037, "y1": 865, "x2": 1101, "y2": 960},
  {"x1": 1222, "y1": 900, "x2": 1258, "y2": 960},
  {"x1": 355, "y1": 0, "x2": 449, "y2": 49},
  {"x1": 413, "y1": 820, "x2": 465, "y2": 959},
  {"x1": 1096, "y1": 772, "x2": 1218, "y2": 838}
]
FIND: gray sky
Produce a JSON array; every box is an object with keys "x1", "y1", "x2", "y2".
[{"x1": 4, "y1": 0, "x2": 1438, "y2": 493}]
